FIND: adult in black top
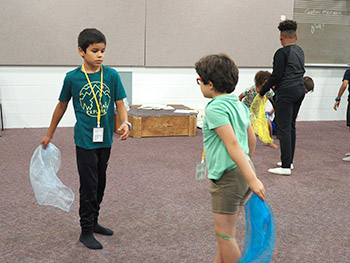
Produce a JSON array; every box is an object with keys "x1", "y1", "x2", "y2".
[{"x1": 260, "y1": 20, "x2": 305, "y2": 175}]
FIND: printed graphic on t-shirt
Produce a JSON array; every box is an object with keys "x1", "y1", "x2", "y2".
[{"x1": 79, "y1": 81, "x2": 111, "y2": 117}]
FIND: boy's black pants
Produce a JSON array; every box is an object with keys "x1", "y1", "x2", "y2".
[
  {"x1": 76, "y1": 146, "x2": 111, "y2": 234},
  {"x1": 275, "y1": 89, "x2": 305, "y2": 168}
]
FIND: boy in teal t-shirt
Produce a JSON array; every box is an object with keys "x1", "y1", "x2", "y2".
[
  {"x1": 41, "y1": 28, "x2": 131, "y2": 250},
  {"x1": 195, "y1": 54, "x2": 266, "y2": 262}
]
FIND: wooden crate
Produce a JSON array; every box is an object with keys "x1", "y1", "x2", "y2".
[{"x1": 114, "y1": 105, "x2": 197, "y2": 138}]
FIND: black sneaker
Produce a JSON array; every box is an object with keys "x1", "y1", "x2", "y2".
[
  {"x1": 79, "y1": 233, "x2": 103, "y2": 249},
  {"x1": 94, "y1": 224, "x2": 114, "y2": 236}
]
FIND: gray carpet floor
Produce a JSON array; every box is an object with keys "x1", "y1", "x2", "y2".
[{"x1": 1, "y1": 121, "x2": 349, "y2": 263}]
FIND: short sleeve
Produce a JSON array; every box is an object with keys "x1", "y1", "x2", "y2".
[
  {"x1": 114, "y1": 71, "x2": 127, "y2": 101},
  {"x1": 241, "y1": 88, "x2": 250, "y2": 97},
  {"x1": 58, "y1": 75, "x2": 72, "y2": 102},
  {"x1": 205, "y1": 105, "x2": 230, "y2": 130},
  {"x1": 343, "y1": 69, "x2": 350, "y2": 82}
]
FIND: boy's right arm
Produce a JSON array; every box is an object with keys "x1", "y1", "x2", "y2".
[
  {"x1": 41, "y1": 101, "x2": 68, "y2": 149},
  {"x1": 215, "y1": 124, "x2": 265, "y2": 200}
]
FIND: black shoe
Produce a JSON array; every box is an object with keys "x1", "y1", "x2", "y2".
[
  {"x1": 79, "y1": 233, "x2": 103, "y2": 249},
  {"x1": 94, "y1": 224, "x2": 114, "y2": 236}
]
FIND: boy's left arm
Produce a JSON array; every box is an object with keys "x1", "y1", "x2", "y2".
[{"x1": 115, "y1": 100, "x2": 130, "y2": 140}]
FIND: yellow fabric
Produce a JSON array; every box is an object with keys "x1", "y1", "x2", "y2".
[{"x1": 249, "y1": 95, "x2": 273, "y2": 144}]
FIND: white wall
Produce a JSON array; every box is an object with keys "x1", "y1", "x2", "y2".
[{"x1": 0, "y1": 66, "x2": 348, "y2": 128}]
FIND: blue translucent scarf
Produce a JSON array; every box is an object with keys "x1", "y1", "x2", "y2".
[{"x1": 238, "y1": 193, "x2": 275, "y2": 263}]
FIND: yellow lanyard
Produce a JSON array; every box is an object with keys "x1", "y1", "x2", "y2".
[
  {"x1": 82, "y1": 64, "x2": 103, "y2": 127},
  {"x1": 200, "y1": 149, "x2": 206, "y2": 164}
]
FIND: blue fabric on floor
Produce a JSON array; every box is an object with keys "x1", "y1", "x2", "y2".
[{"x1": 238, "y1": 193, "x2": 275, "y2": 263}]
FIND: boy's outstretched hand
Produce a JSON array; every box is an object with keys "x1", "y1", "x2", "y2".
[
  {"x1": 249, "y1": 178, "x2": 266, "y2": 201},
  {"x1": 117, "y1": 124, "x2": 130, "y2": 140}
]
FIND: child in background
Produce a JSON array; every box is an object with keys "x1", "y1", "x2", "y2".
[
  {"x1": 239, "y1": 71, "x2": 277, "y2": 149},
  {"x1": 304, "y1": 76, "x2": 314, "y2": 94},
  {"x1": 195, "y1": 54, "x2": 265, "y2": 263},
  {"x1": 41, "y1": 28, "x2": 131, "y2": 249},
  {"x1": 239, "y1": 71, "x2": 274, "y2": 108}
]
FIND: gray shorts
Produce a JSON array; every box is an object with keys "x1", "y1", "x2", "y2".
[{"x1": 209, "y1": 161, "x2": 254, "y2": 214}]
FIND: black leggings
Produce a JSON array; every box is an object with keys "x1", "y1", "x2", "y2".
[
  {"x1": 76, "y1": 146, "x2": 111, "y2": 234},
  {"x1": 275, "y1": 90, "x2": 305, "y2": 168}
]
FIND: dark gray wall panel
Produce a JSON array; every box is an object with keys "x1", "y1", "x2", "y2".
[
  {"x1": 0, "y1": 1, "x2": 145, "y2": 66},
  {"x1": 145, "y1": 0, "x2": 294, "y2": 67},
  {"x1": 1, "y1": 0, "x2": 298, "y2": 67}
]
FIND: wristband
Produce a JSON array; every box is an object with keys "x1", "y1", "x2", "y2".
[
  {"x1": 335, "y1": 97, "x2": 341, "y2": 102},
  {"x1": 122, "y1": 121, "x2": 132, "y2": 130}
]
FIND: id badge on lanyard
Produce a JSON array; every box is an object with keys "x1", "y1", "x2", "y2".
[{"x1": 93, "y1": 127, "x2": 104, "y2": 142}]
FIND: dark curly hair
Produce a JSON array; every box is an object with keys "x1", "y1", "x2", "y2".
[
  {"x1": 254, "y1": 71, "x2": 271, "y2": 87},
  {"x1": 195, "y1": 54, "x2": 239, "y2": 93},
  {"x1": 78, "y1": 28, "x2": 106, "y2": 52},
  {"x1": 278, "y1": 20, "x2": 297, "y2": 38},
  {"x1": 304, "y1": 76, "x2": 314, "y2": 92}
]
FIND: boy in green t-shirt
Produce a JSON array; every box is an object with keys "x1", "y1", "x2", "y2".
[
  {"x1": 41, "y1": 28, "x2": 131, "y2": 250},
  {"x1": 195, "y1": 54, "x2": 266, "y2": 262}
]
